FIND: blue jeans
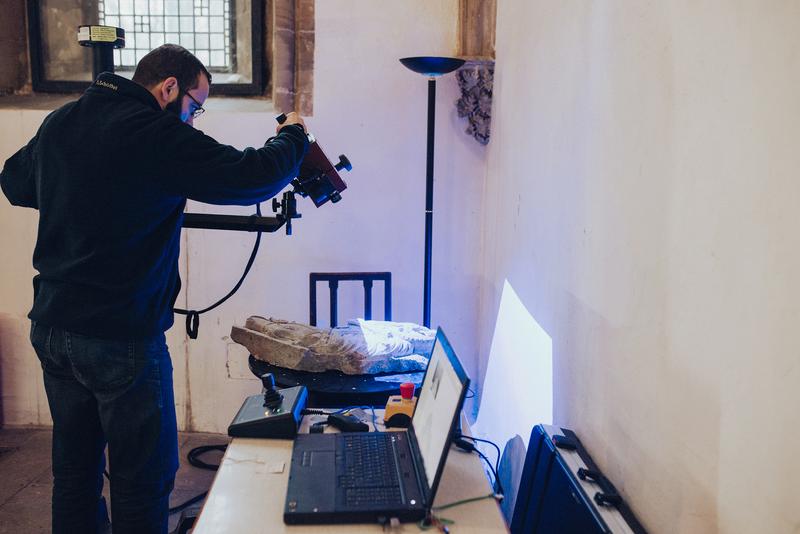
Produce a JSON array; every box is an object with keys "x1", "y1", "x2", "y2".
[{"x1": 30, "y1": 321, "x2": 179, "y2": 534}]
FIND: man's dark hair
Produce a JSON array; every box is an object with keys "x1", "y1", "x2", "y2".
[{"x1": 132, "y1": 44, "x2": 212, "y2": 91}]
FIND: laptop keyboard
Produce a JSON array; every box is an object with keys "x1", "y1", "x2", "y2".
[
  {"x1": 339, "y1": 433, "x2": 404, "y2": 507},
  {"x1": 344, "y1": 487, "x2": 402, "y2": 507}
]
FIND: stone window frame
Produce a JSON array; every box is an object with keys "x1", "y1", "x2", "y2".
[
  {"x1": 1, "y1": 0, "x2": 315, "y2": 109},
  {"x1": 25, "y1": 0, "x2": 267, "y2": 95},
  {"x1": 267, "y1": 0, "x2": 314, "y2": 115}
]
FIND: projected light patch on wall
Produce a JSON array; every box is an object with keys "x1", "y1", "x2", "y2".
[
  {"x1": 475, "y1": 280, "x2": 553, "y2": 449},
  {"x1": 99, "y1": 0, "x2": 232, "y2": 69}
]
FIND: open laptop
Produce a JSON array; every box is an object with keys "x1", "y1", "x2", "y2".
[{"x1": 283, "y1": 327, "x2": 470, "y2": 525}]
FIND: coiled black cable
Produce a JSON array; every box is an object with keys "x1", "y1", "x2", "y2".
[{"x1": 174, "y1": 204, "x2": 263, "y2": 339}]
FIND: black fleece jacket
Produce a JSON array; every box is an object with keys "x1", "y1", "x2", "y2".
[{"x1": 0, "y1": 72, "x2": 309, "y2": 339}]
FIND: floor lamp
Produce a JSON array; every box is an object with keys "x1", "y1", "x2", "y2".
[{"x1": 400, "y1": 56, "x2": 465, "y2": 328}]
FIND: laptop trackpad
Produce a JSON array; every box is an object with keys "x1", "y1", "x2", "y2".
[{"x1": 286, "y1": 450, "x2": 336, "y2": 514}]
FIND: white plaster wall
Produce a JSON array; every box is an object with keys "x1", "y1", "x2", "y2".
[
  {"x1": 0, "y1": 1, "x2": 487, "y2": 433},
  {"x1": 477, "y1": 1, "x2": 800, "y2": 533},
  {"x1": 0, "y1": 110, "x2": 51, "y2": 426},
  {"x1": 181, "y1": 0, "x2": 485, "y2": 432}
]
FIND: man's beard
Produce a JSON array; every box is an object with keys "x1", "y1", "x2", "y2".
[{"x1": 165, "y1": 99, "x2": 182, "y2": 119}]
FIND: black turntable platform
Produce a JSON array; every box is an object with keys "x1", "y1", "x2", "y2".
[{"x1": 248, "y1": 355, "x2": 424, "y2": 408}]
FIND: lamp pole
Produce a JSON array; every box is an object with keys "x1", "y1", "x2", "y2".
[
  {"x1": 400, "y1": 56, "x2": 465, "y2": 328},
  {"x1": 423, "y1": 77, "x2": 436, "y2": 328}
]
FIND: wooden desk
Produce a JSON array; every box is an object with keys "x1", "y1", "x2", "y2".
[{"x1": 193, "y1": 411, "x2": 508, "y2": 533}]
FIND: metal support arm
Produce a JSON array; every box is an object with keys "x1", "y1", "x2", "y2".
[{"x1": 181, "y1": 213, "x2": 287, "y2": 233}]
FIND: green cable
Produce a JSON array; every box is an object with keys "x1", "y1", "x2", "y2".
[
  {"x1": 417, "y1": 516, "x2": 455, "y2": 531},
  {"x1": 433, "y1": 492, "x2": 498, "y2": 511},
  {"x1": 417, "y1": 493, "x2": 499, "y2": 531}
]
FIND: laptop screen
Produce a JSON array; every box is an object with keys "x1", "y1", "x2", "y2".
[{"x1": 412, "y1": 330, "x2": 468, "y2": 489}]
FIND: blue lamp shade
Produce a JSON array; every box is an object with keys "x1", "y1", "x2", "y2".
[{"x1": 399, "y1": 56, "x2": 466, "y2": 77}]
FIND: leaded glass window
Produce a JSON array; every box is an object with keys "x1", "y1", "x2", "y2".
[
  {"x1": 98, "y1": 0, "x2": 233, "y2": 71},
  {"x1": 28, "y1": 0, "x2": 264, "y2": 94}
]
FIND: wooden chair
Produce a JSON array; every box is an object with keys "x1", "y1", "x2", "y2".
[{"x1": 309, "y1": 272, "x2": 392, "y2": 327}]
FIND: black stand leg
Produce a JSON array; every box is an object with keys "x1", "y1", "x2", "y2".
[{"x1": 423, "y1": 78, "x2": 436, "y2": 328}]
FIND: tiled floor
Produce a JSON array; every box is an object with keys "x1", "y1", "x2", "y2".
[{"x1": 0, "y1": 426, "x2": 229, "y2": 534}]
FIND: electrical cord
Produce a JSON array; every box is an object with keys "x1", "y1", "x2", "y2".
[
  {"x1": 456, "y1": 434, "x2": 501, "y2": 480},
  {"x1": 452, "y1": 436, "x2": 505, "y2": 497},
  {"x1": 474, "y1": 448, "x2": 504, "y2": 497},
  {"x1": 433, "y1": 492, "x2": 500, "y2": 512},
  {"x1": 174, "y1": 203, "x2": 263, "y2": 339},
  {"x1": 303, "y1": 408, "x2": 336, "y2": 434},
  {"x1": 167, "y1": 444, "x2": 228, "y2": 515},
  {"x1": 418, "y1": 493, "x2": 501, "y2": 532},
  {"x1": 303, "y1": 406, "x2": 379, "y2": 432},
  {"x1": 336, "y1": 405, "x2": 378, "y2": 431},
  {"x1": 187, "y1": 444, "x2": 228, "y2": 470},
  {"x1": 169, "y1": 490, "x2": 208, "y2": 515},
  {"x1": 418, "y1": 513, "x2": 455, "y2": 532}
]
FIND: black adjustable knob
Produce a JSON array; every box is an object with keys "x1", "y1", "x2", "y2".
[
  {"x1": 261, "y1": 373, "x2": 276, "y2": 389},
  {"x1": 334, "y1": 154, "x2": 352, "y2": 172},
  {"x1": 260, "y1": 373, "x2": 283, "y2": 408}
]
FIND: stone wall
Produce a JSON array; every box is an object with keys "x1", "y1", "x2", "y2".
[
  {"x1": 269, "y1": 0, "x2": 314, "y2": 115},
  {"x1": 0, "y1": 0, "x2": 30, "y2": 95},
  {"x1": 458, "y1": 0, "x2": 495, "y2": 59},
  {"x1": 456, "y1": 0, "x2": 495, "y2": 145}
]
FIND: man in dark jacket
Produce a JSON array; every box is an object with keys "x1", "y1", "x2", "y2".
[{"x1": 0, "y1": 44, "x2": 308, "y2": 534}]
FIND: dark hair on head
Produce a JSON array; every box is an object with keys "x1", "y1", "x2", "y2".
[{"x1": 132, "y1": 44, "x2": 212, "y2": 92}]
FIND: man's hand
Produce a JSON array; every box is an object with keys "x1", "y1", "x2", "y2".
[{"x1": 277, "y1": 112, "x2": 306, "y2": 134}]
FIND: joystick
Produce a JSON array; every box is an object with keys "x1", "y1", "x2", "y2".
[
  {"x1": 260, "y1": 373, "x2": 283, "y2": 408},
  {"x1": 228, "y1": 372, "x2": 308, "y2": 439}
]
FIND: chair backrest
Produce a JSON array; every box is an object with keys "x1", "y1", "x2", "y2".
[{"x1": 309, "y1": 272, "x2": 392, "y2": 327}]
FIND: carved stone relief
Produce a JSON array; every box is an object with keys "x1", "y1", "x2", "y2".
[
  {"x1": 456, "y1": 0, "x2": 496, "y2": 145},
  {"x1": 456, "y1": 60, "x2": 494, "y2": 146}
]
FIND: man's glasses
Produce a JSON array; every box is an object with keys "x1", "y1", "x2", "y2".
[{"x1": 182, "y1": 90, "x2": 205, "y2": 119}]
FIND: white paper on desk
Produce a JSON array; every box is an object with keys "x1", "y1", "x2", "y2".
[
  {"x1": 256, "y1": 461, "x2": 285, "y2": 474},
  {"x1": 223, "y1": 455, "x2": 285, "y2": 474}
]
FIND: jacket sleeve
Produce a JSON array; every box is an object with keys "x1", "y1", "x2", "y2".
[
  {"x1": 152, "y1": 117, "x2": 309, "y2": 206},
  {"x1": 0, "y1": 133, "x2": 39, "y2": 209}
]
